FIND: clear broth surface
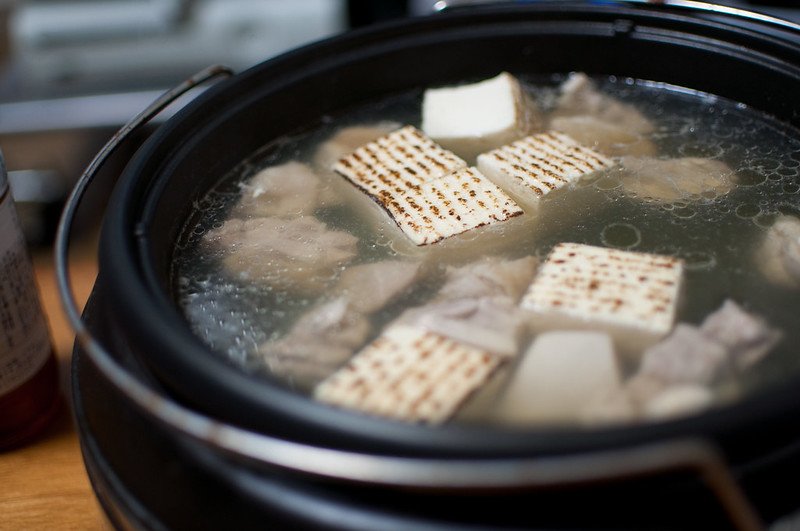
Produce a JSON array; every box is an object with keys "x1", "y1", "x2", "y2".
[{"x1": 172, "y1": 75, "x2": 800, "y2": 427}]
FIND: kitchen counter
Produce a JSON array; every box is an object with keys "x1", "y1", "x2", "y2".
[{"x1": 0, "y1": 239, "x2": 107, "y2": 530}]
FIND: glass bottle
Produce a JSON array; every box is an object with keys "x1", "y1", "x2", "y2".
[{"x1": 0, "y1": 149, "x2": 61, "y2": 450}]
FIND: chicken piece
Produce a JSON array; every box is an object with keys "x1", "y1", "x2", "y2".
[
  {"x1": 315, "y1": 324, "x2": 503, "y2": 424},
  {"x1": 205, "y1": 216, "x2": 358, "y2": 293},
  {"x1": 229, "y1": 161, "x2": 330, "y2": 219},
  {"x1": 638, "y1": 324, "x2": 730, "y2": 385},
  {"x1": 313, "y1": 121, "x2": 401, "y2": 172},
  {"x1": 436, "y1": 256, "x2": 539, "y2": 303},
  {"x1": 549, "y1": 115, "x2": 657, "y2": 158},
  {"x1": 422, "y1": 72, "x2": 541, "y2": 161},
  {"x1": 477, "y1": 131, "x2": 615, "y2": 208},
  {"x1": 700, "y1": 299, "x2": 782, "y2": 371},
  {"x1": 619, "y1": 156, "x2": 735, "y2": 204},
  {"x1": 521, "y1": 242, "x2": 684, "y2": 357},
  {"x1": 333, "y1": 260, "x2": 423, "y2": 313},
  {"x1": 399, "y1": 297, "x2": 528, "y2": 357},
  {"x1": 757, "y1": 215, "x2": 800, "y2": 289},
  {"x1": 260, "y1": 298, "x2": 370, "y2": 389},
  {"x1": 552, "y1": 72, "x2": 654, "y2": 134},
  {"x1": 497, "y1": 331, "x2": 622, "y2": 425}
]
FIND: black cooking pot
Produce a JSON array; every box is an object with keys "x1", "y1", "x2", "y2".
[{"x1": 62, "y1": 2, "x2": 800, "y2": 529}]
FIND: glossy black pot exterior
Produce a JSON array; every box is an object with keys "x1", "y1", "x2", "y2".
[{"x1": 83, "y1": 2, "x2": 800, "y2": 528}]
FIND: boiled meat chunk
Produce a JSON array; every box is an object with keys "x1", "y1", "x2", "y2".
[
  {"x1": 638, "y1": 324, "x2": 730, "y2": 385},
  {"x1": 400, "y1": 297, "x2": 528, "y2": 357},
  {"x1": 260, "y1": 259, "x2": 425, "y2": 387},
  {"x1": 436, "y1": 256, "x2": 539, "y2": 302},
  {"x1": 553, "y1": 72, "x2": 654, "y2": 134},
  {"x1": 497, "y1": 331, "x2": 622, "y2": 425},
  {"x1": 260, "y1": 298, "x2": 370, "y2": 389},
  {"x1": 756, "y1": 215, "x2": 800, "y2": 289},
  {"x1": 422, "y1": 72, "x2": 541, "y2": 161},
  {"x1": 619, "y1": 156, "x2": 735, "y2": 204},
  {"x1": 549, "y1": 115, "x2": 657, "y2": 158},
  {"x1": 333, "y1": 260, "x2": 424, "y2": 313},
  {"x1": 399, "y1": 256, "x2": 538, "y2": 356},
  {"x1": 588, "y1": 299, "x2": 782, "y2": 424},
  {"x1": 230, "y1": 161, "x2": 332, "y2": 219},
  {"x1": 205, "y1": 216, "x2": 358, "y2": 293},
  {"x1": 700, "y1": 299, "x2": 782, "y2": 371}
]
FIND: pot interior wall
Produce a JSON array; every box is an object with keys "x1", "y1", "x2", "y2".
[{"x1": 101, "y1": 3, "x2": 800, "y2": 458}]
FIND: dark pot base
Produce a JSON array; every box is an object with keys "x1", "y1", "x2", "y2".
[{"x1": 72, "y1": 290, "x2": 800, "y2": 530}]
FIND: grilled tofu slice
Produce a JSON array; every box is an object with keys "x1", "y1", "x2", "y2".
[
  {"x1": 422, "y1": 72, "x2": 541, "y2": 161},
  {"x1": 334, "y1": 126, "x2": 522, "y2": 246},
  {"x1": 521, "y1": 242, "x2": 683, "y2": 357},
  {"x1": 314, "y1": 324, "x2": 503, "y2": 424},
  {"x1": 477, "y1": 131, "x2": 614, "y2": 206},
  {"x1": 333, "y1": 125, "x2": 467, "y2": 196},
  {"x1": 378, "y1": 167, "x2": 523, "y2": 246}
]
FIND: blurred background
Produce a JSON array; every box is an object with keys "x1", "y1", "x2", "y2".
[{"x1": 0, "y1": 0, "x2": 797, "y2": 247}]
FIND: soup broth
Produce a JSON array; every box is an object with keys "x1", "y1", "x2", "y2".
[{"x1": 172, "y1": 74, "x2": 800, "y2": 428}]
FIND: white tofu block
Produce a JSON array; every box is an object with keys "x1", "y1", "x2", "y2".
[
  {"x1": 380, "y1": 167, "x2": 523, "y2": 246},
  {"x1": 333, "y1": 125, "x2": 467, "y2": 196},
  {"x1": 422, "y1": 72, "x2": 537, "y2": 161},
  {"x1": 477, "y1": 131, "x2": 614, "y2": 206},
  {"x1": 496, "y1": 331, "x2": 621, "y2": 425},
  {"x1": 314, "y1": 324, "x2": 503, "y2": 424},
  {"x1": 521, "y1": 243, "x2": 684, "y2": 356}
]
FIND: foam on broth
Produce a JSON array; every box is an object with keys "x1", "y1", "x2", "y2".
[{"x1": 171, "y1": 75, "x2": 800, "y2": 427}]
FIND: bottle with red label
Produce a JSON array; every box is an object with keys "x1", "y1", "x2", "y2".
[{"x1": 0, "y1": 150, "x2": 61, "y2": 450}]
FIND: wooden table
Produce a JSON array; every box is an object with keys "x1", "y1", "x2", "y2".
[{"x1": 0, "y1": 240, "x2": 108, "y2": 530}]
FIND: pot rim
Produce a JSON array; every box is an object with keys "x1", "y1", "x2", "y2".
[{"x1": 83, "y1": 0, "x2": 800, "y2": 467}]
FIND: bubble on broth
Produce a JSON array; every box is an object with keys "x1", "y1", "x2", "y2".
[
  {"x1": 736, "y1": 203, "x2": 761, "y2": 218},
  {"x1": 680, "y1": 250, "x2": 717, "y2": 271},
  {"x1": 737, "y1": 168, "x2": 767, "y2": 186},
  {"x1": 601, "y1": 223, "x2": 641, "y2": 249}
]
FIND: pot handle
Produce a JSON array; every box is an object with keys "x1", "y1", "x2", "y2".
[
  {"x1": 54, "y1": 65, "x2": 762, "y2": 531},
  {"x1": 55, "y1": 63, "x2": 234, "y2": 350}
]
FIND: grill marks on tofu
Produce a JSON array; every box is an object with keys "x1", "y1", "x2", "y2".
[
  {"x1": 384, "y1": 168, "x2": 523, "y2": 245},
  {"x1": 314, "y1": 324, "x2": 502, "y2": 424},
  {"x1": 478, "y1": 132, "x2": 615, "y2": 200},
  {"x1": 522, "y1": 243, "x2": 683, "y2": 340},
  {"x1": 334, "y1": 125, "x2": 466, "y2": 195},
  {"x1": 334, "y1": 126, "x2": 522, "y2": 245}
]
